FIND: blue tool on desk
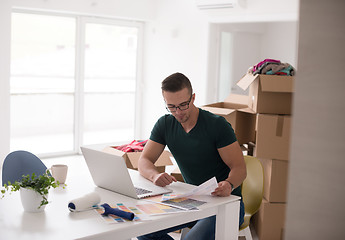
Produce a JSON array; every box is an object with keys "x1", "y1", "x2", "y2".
[{"x1": 101, "y1": 203, "x2": 135, "y2": 221}]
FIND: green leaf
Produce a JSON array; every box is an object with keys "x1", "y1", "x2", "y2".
[{"x1": 1, "y1": 171, "x2": 65, "y2": 208}]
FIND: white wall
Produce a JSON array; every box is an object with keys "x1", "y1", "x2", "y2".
[
  {"x1": 206, "y1": 21, "x2": 298, "y2": 101},
  {"x1": 140, "y1": 0, "x2": 299, "y2": 138},
  {"x1": 285, "y1": 0, "x2": 345, "y2": 239},
  {"x1": 0, "y1": 0, "x2": 299, "y2": 161},
  {"x1": 261, "y1": 21, "x2": 298, "y2": 68},
  {"x1": 0, "y1": 1, "x2": 11, "y2": 164},
  {"x1": 11, "y1": 0, "x2": 157, "y2": 21},
  {"x1": 140, "y1": 0, "x2": 210, "y2": 138}
]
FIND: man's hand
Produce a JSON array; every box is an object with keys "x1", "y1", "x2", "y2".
[
  {"x1": 211, "y1": 181, "x2": 232, "y2": 197},
  {"x1": 153, "y1": 172, "x2": 177, "y2": 187}
]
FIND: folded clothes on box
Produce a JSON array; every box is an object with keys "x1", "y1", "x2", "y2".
[{"x1": 249, "y1": 58, "x2": 296, "y2": 76}]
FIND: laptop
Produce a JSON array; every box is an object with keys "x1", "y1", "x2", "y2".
[{"x1": 81, "y1": 146, "x2": 172, "y2": 199}]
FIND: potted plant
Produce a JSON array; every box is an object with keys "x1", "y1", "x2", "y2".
[{"x1": 1, "y1": 171, "x2": 65, "y2": 212}]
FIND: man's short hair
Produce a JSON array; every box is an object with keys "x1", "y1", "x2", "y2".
[{"x1": 161, "y1": 72, "x2": 193, "y2": 95}]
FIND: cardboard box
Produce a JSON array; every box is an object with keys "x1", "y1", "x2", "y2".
[
  {"x1": 170, "y1": 167, "x2": 184, "y2": 182},
  {"x1": 247, "y1": 142, "x2": 255, "y2": 156},
  {"x1": 255, "y1": 114, "x2": 291, "y2": 161},
  {"x1": 103, "y1": 146, "x2": 172, "y2": 173},
  {"x1": 237, "y1": 73, "x2": 294, "y2": 114},
  {"x1": 242, "y1": 142, "x2": 255, "y2": 156},
  {"x1": 260, "y1": 158, "x2": 288, "y2": 203},
  {"x1": 253, "y1": 198, "x2": 286, "y2": 240},
  {"x1": 201, "y1": 94, "x2": 256, "y2": 145}
]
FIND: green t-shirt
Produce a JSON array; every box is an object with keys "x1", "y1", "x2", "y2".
[{"x1": 150, "y1": 108, "x2": 242, "y2": 197}]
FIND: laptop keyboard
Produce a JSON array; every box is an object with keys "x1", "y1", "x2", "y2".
[{"x1": 135, "y1": 187, "x2": 152, "y2": 195}]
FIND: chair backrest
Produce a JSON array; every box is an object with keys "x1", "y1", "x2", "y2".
[
  {"x1": 240, "y1": 155, "x2": 264, "y2": 229},
  {"x1": 2, "y1": 150, "x2": 47, "y2": 186}
]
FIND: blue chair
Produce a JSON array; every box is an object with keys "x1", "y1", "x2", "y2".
[{"x1": 2, "y1": 150, "x2": 47, "y2": 186}]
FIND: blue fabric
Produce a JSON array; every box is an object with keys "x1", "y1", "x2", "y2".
[
  {"x1": 2, "y1": 150, "x2": 47, "y2": 186},
  {"x1": 137, "y1": 200, "x2": 244, "y2": 240}
]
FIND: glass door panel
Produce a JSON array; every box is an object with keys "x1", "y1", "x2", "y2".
[
  {"x1": 83, "y1": 22, "x2": 138, "y2": 145},
  {"x1": 10, "y1": 12, "x2": 75, "y2": 155}
]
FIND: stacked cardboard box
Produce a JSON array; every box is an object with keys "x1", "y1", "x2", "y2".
[
  {"x1": 200, "y1": 73, "x2": 293, "y2": 240},
  {"x1": 237, "y1": 73, "x2": 294, "y2": 240},
  {"x1": 200, "y1": 94, "x2": 256, "y2": 145},
  {"x1": 170, "y1": 167, "x2": 185, "y2": 182},
  {"x1": 103, "y1": 146, "x2": 173, "y2": 173}
]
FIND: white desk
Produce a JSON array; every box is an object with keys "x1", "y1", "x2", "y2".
[{"x1": 0, "y1": 155, "x2": 240, "y2": 240}]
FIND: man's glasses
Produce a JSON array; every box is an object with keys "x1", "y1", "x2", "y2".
[{"x1": 165, "y1": 96, "x2": 192, "y2": 113}]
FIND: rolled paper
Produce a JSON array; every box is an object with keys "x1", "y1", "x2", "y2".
[
  {"x1": 68, "y1": 192, "x2": 101, "y2": 212},
  {"x1": 101, "y1": 203, "x2": 135, "y2": 221}
]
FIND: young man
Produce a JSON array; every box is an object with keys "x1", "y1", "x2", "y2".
[{"x1": 138, "y1": 72, "x2": 246, "y2": 240}]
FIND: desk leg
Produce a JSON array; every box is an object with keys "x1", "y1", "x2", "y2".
[{"x1": 215, "y1": 200, "x2": 240, "y2": 240}]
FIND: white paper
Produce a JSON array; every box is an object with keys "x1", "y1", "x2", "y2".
[{"x1": 166, "y1": 177, "x2": 218, "y2": 200}]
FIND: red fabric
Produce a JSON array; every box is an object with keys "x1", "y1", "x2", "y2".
[
  {"x1": 274, "y1": 71, "x2": 288, "y2": 75},
  {"x1": 114, "y1": 140, "x2": 148, "y2": 152}
]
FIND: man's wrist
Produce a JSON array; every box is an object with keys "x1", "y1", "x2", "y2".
[{"x1": 225, "y1": 180, "x2": 235, "y2": 192}]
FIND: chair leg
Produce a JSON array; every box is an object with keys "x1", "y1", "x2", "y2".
[
  {"x1": 180, "y1": 227, "x2": 191, "y2": 240},
  {"x1": 238, "y1": 226, "x2": 253, "y2": 240}
]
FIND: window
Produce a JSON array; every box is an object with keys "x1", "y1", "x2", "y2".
[
  {"x1": 83, "y1": 21, "x2": 138, "y2": 145},
  {"x1": 10, "y1": 12, "x2": 142, "y2": 157}
]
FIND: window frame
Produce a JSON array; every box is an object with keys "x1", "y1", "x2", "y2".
[{"x1": 10, "y1": 9, "x2": 143, "y2": 158}]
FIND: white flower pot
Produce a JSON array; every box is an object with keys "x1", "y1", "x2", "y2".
[{"x1": 20, "y1": 188, "x2": 48, "y2": 213}]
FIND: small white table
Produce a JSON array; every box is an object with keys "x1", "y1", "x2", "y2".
[{"x1": 0, "y1": 155, "x2": 240, "y2": 240}]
